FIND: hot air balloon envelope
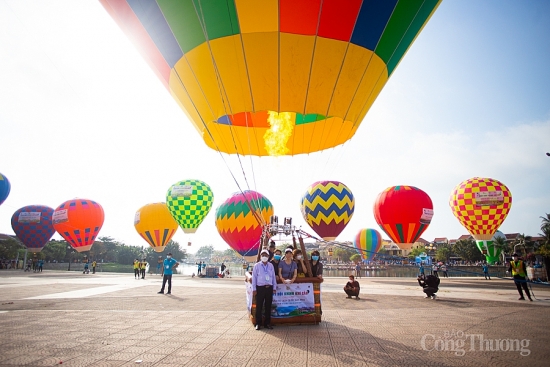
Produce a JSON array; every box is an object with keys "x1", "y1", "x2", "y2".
[
  {"x1": 53, "y1": 199, "x2": 105, "y2": 253},
  {"x1": 373, "y1": 185, "x2": 433, "y2": 250},
  {"x1": 215, "y1": 190, "x2": 273, "y2": 257},
  {"x1": 354, "y1": 228, "x2": 382, "y2": 262},
  {"x1": 100, "y1": 0, "x2": 441, "y2": 156},
  {"x1": 11, "y1": 205, "x2": 55, "y2": 253},
  {"x1": 135, "y1": 203, "x2": 178, "y2": 253},
  {"x1": 0, "y1": 172, "x2": 10, "y2": 206},
  {"x1": 300, "y1": 181, "x2": 354, "y2": 241},
  {"x1": 166, "y1": 180, "x2": 214, "y2": 234},
  {"x1": 449, "y1": 177, "x2": 512, "y2": 264}
]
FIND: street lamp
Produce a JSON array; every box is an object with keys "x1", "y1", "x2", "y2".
[{"x1": 67, "y1": 246, "x2": 75, "y2": 271}]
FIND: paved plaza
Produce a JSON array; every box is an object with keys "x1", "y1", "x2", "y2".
[{"x1": 0, "y1": 271, "x2": 549, "y2": 367}]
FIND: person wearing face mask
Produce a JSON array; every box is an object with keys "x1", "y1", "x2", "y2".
[
  {"x1": 270, "y1": 249, "x2": 282, "y2": 281},
  {"x1": 252, "y1": 249, "x2": 277, "y2": 330},
  {"x1": 507, "y1": 253, "x2": 532, "y2": 301},
  {"x1": 293, "y1": 249, "x2": 307, "y2": 277},
  {"x1": 279, "y1": 247, "x2": 298, "y2": 284},
  {"x1": 158, "y1": 253, "x2": 179, "y2": 295},
  {"x1": 344, "y1": 275, "x2": 360, "y2": 300},
  {"x1": 309, "y1": 250, "x2": 323, "y2": 280},
  {"x1": 268, "y1": 240, "x2": 276, "y2": 261}
]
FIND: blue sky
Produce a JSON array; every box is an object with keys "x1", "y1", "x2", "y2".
[{"x1": 0, "y1": 0, "x2": 549, "y2": 253}]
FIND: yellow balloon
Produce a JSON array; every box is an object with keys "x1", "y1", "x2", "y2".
[{"x1": 134, "y1": 203, "x2": 179, "y2": 253}]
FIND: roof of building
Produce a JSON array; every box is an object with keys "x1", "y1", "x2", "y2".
[
  {"x1": 458, "y1": 234, "x2": 472, "y2": 240},
  {"x1": 433, "y1": 237, "x2": 448, "y2": 243},
  {"x1": 505, "y1": 233, "x2": 520, "y2": 240}
]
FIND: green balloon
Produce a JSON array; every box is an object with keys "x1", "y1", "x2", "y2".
[{"x1": 166, "y1": 179, "x2": 214, "y2": 234}]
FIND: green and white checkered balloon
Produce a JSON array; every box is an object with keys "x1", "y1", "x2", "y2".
[{"x1": 166, "y1": 179, "x2": 214, "y2": 234}]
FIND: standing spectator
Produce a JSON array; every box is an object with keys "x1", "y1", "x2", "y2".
[
  {"x1": 156, "y1": 256, "x2": 162, "y2": 275},
  {"x1": 433, "y1": 263, "x2": 439, "y2": 278},
  {"x1": 268, "y1": 240, "x2": 276, "y2": 261},
  {"x1": 92, "y1": 260, "x2": 97, "y2": 274},
  {"x1": 278, "y1": 248, "x2": 297, "y2": 284},
  {"x1": 344, "y1": 275, "x2": 360, "y2": 300},
  {"x1": 440, "y1": 263, "x2": 448, "y2": 278},
  {"x1": 252, "y1": 249, "x2": 277, "y2": 330},
  {"x1": 482, "y1": 263, "x2": 491, "y2": 280},
  {"x1": 270, "y1": 249, "x2": 282, "y2": 282},
  {"x1": 38, "y1": 259, "x2": 44, "y2": 273},
  {"x1": 508, "y1": 253, "x2": 532, "y2": 301},
  {"x1": 220, "y1": 262, "x2": 226, "y2": 278},
  {"x1": 133, "y1": 259, "x2": 140, "y2": 279},
  {"x1": 293, "y1": 249, "x2": 307, "y2": 277},
  {"x1": 196, "y1": 261, "x2": 202, "y2": 276},
  {"x1": 140, "y1": 260, "x2": 147, "y2": 279},
  {"x1": 83, "y1": 262, "x2": 89, "y2": 274},
  {"x1": 355, "y1": 262, "x2": 361, "y2": 278},
  {"x1": 309, "y1": 250, "x2": 323, "y2": 280},
  {"x1": 158, "y1": 253, "x2": 179, "y2": 295},
  {"x1": 419, "y1": 263, "x2": 425, "y2": 277}
]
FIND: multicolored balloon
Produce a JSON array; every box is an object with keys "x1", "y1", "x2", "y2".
[
  {"x1": 215, "y1": 190, "x2": 273, "y2": 257},
  {"x1": 134, "y1": 203, "x2": 178, "y2": 253},
  {"x1": 354, "y1": 228, "x2": 382, "y2": 262},
  {"x1": 100, "y1": 0, "x2": 441, "y2": 156},
  {"x1": 301, "y1": 181, "x2": 354, "y2": 241},
  {"x1": 166, "y1": 179, "x2": 214, "y2": 234},
  {"x1": 449, "y1": 177, "x2": 512, "y2": 264},
  {"x1": 0, "y1": 172, "x2": 10, "y2": 206},
  {"x1": 373, "y1": 186, "x2": 433, "y2": 250},
  {"x1": 11, "y1": 205, "x2": 55, "y2": 253},
  {"x1": 52, "y1": 199, "x2": 105, "y2": 253}
]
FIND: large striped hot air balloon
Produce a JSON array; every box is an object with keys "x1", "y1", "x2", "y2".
[
  {"x1": 300, "y1": 181, "x2": 354, "y2": 241},
  {"x1": 52, "y1": 199, "x2": 105, "y2": 253},
  {"x1": 11, "y1": 205, "x2": 56, "y2": 253},
  {"x1": 215, "y1": 190, "x2": 273, "y2": 258},
  {"x1": 166, "y1": 179, "x2": 214, "y2": 234},
  {"x1": 100, "y1": 0, "x2": 441, "y2": 156},
  {"x1": 354, "y1": 228, "x2": 382, "y2": 262},
  {"x1": 0, "y1": 172, "x2": 10, "y2": 206},
  {"x1": 449, "y1": 177, "x2": 512, "y2": 264},
  {"x1": 134, "y1": 203, "x2": 178, "y2": 253},
  {"x1": 373, "y1": 186, "x2": 433, "y2": 250}
]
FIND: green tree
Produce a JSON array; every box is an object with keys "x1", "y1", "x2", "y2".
[
  {"x1": 117, "y1": 245, "x2": 142, "y2": 265},
  {"x1": 435, "y1": 247, "x2": 451, "y2": 262},
  {"x1": 41, "y1": 240, "x2": 67, "y2": 262},
  {"x1": 452, "y1": 238, "x2": 484, "y2": 262},
  {"x1": 196, "y1": 245, "x2": 215, "y2": 260},
  {"x1": 0, "y1": 236, "x2": 23, "y2": 259},
  {"x1": 536, "y1": 214, "x2": 550, "y2": 279},
  {"x1": 408, "y1": 247, "x2": 426, "y2": 259},
  {"x1": 350, "y1": 254, "x2": 362, "y2": 263},
  {"x1": 333, "y1": 247, "x2": 356, "y2": 262}
]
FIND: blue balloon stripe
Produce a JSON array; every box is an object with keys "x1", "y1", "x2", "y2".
[
  {"x1": 305, "y1": 187, "x2": 354, "y2": 202},
  {"x1": 304, "y1": 203, "x2": 354, "y2": 218}
]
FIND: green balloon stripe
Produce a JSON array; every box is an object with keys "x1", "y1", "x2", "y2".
[{"x1": 215, "y1": 197, "x2": 273, "y2": 219}]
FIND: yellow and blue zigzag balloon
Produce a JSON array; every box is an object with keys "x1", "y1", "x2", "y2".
[{"x1": 300, "y1": 181, "x2": 354, "y2": 241}]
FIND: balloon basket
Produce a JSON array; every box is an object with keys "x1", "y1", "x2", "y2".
[{"x1": 247, "y1": 277, "x2": 322, "y2": 326}]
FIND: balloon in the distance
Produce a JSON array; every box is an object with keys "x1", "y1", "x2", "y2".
[
  {"x1": 53, "y1": 199, "x2": 105, "y2": 253},
  {"x1": 449, "y1": 177, "x2": 512, "y2": 264},
  {"x1": 134, "y1": 203, "x2": 178, "y2": 253},
  {"x1": 300, "y1": 181, "x2": 355, "y2": 241},
  {"x1": 11, "y1": 205, "x2": 55, "y2": 253},
  {"x1": 100, "y1": 0, "x2": 442, "y2": 156},
  {"x1": 373, "y1": 185, "x2": 434, "y2": 250},
  {"x1": 0, "y1": 172, "x2": 11, "y2": 206},
  {"x1": 354, "y1": 228, "x2": 383, "y2": 262},
  {"x1": 166, "y1": 179, "x2": 214, "y2": 234},
  {"x1": 215, "y1": 190, "x2": 273, "y2": 257}
]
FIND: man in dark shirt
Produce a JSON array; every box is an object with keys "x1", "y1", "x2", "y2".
[
  {"x1": 344, "y1": 275, "x2": 360, "y2": 299},
  {"x1": 418, "y1": 274, "x2": 439, "y2": 299}
]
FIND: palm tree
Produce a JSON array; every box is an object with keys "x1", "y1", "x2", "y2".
[
  {"x1": 493, "y1": 236, "x2": 509, "y2": 263},
  {"x1": 541, "y1": 213, "x2": 550, "y2": 232}
]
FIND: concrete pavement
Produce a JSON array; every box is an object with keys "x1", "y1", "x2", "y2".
[{"x1": 0, "y1": 271, "x2": 549, "y2": 366}]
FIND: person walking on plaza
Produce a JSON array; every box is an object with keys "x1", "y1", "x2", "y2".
[
  {"x1": 140, "y1": 260, "x2": 147, "y2": 279},
  {"x1": 440, "y1": 263, "x2": 448, "y2": 278},
  {"x1": 133, "y1": 259, "x2": 140, "y2": 279},
  {"x1": 38, "y1": 259, "x2": 44, "y2": 273},
  {"x1": 482, "y1": 262, "x2": 491, "y2": 280},
  {"x1": 432, "y1": 263, "x2": 439, "y2": 278},
  {"x1": 355, "y1": 262, "x2": 361, "y2": 278},
  {"x1": 252, "y1": 249, "x2": 277, "y2": 330},
  {"x1": 508, "y1": 253, "x2": 532, "y2": 301},
  {"x1": 158, "y1": 253, "x2": 179, "y2": 295},
  {"x1": 344, "y1": 275, "x2": 360, "y2": 300},
  {"x1": 92, "y1": 260, "x2": 97, "y2": 274}
]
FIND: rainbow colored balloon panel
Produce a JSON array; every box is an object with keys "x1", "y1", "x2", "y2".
[
  {"x1": 354, "y1": 228, "x2": 382, "y2": 261},
  {"x1": 215, "y1": 190, "x2": 273, "y2": 257},
  {"x1": 100, "y1": 0, "x2": 441, "y2": 156}
]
